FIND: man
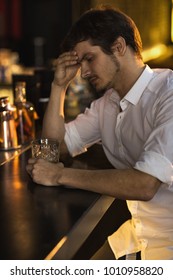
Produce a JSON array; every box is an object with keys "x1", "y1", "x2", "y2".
[{"x1": 26, "y1": 6, "x2": 173, "y2": 260}]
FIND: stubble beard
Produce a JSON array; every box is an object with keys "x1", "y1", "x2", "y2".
[{"x1": 90, "y1": 55, "x2": 121, "y2": 97}]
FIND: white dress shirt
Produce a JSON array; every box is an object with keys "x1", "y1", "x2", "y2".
[{"x1": 65, "y1": 65, "x2": 173, "y2": 260}]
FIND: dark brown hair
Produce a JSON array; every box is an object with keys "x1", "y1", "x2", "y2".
[{"x1": 61, "y1": 6, "x2": 142, "y2": 59}]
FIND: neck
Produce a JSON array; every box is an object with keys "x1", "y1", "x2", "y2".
[{"x1": 114, "y1": 56, "x2": 145, "y2": 99}]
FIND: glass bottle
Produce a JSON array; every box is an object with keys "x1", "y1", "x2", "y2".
[
  {"x1": 14, "y1": 81, "x2": 35, "y2": 145},
  {"x1": 0, "y1": 96, "x2": 18, "y2": 149}
]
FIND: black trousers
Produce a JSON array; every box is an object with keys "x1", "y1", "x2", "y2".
[{"x1": 91, "y1": 240, "x2": 141, "y2": 260}]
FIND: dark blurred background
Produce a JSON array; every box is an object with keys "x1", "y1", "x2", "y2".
[
  {"x1": 0, "y1": 0, "x2": 172, "y2": 67},
  {"x1": 0, "y1": 0, "x2": 173, "y2": 123}
]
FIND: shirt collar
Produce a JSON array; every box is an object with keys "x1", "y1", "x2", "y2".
[
  {"x1": 123, "y1": 65, "x2": 154, "y2": 105},
  {"x1": 109, "y1": 65, "x2": 154, "y2": 107}
]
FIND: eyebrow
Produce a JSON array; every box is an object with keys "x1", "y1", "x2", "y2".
[{"x1": 77, "y1": 52, "x2": 92, "y2": 64}]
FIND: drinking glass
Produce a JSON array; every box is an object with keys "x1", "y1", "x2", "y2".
[{"x1": 31, "y1": 138, "x2": 60, "y2": 163}]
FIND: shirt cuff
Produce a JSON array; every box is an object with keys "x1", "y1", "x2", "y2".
[
  {"x1": 64, "y1": 123, "x2": 87, "y2": 157},
  {"x1": 134, "y1": 151, "x2": 173, "y2": 187},
  {"x1": 108, "y1": 219, "x2": 142, "y2": 259}
]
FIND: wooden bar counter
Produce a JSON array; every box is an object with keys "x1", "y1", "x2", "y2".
[{"x1": 0, "y1": 144, "x2": 130, "y2": 260}]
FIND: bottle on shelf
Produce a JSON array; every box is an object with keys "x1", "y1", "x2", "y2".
[{"x1": 14, "y1": 81, "x2": 36, "y2": 145}]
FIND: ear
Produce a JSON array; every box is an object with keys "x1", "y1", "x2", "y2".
[{"x1": 111, "y1": 36, "x2": 127, "y2": 56}]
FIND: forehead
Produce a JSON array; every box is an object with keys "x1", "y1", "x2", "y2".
[{"x1": 74, "y1": 40, "x2": 102, "y2": 57}]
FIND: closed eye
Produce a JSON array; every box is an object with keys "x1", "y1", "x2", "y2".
[
  {"x1": 78, "y1": 54, "x2": 94, "y2": 64},
  {"x1": 85, "y1": 56, "x2": 94, "y2": 63}
]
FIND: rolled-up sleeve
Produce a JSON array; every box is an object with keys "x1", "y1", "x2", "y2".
[
  {"x1": 65, "y1": 121, "x2": 87, "y2": 157},
  {"x1": 134, "y1": 87, "x2": 173, "y2": 190},
  {"x1": 64, "y1": 100, "x2": 102, "y2": 157},
  {"x1": 134, "y1": 151, "x2": 173, "y2": 188}
]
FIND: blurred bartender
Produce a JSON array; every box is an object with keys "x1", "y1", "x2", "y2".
[{"x1": 27, "y1": 6, "x2": 173, "y2": 260}]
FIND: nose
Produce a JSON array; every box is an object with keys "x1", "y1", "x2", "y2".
[{"x1": 80, "y1": 62, "x2": 91, "y2": 79}]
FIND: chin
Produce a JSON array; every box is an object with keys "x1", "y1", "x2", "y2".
[
  {"x1": 97, "y1": 83, "x2": 112, "y2": 93},
  {"x1": 89, "y1": 80, "x2": 112, "y2": 97}
]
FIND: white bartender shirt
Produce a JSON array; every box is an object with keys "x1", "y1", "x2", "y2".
[{"x1": 64, "y1": 65, "x2": 173, "y2": 260}]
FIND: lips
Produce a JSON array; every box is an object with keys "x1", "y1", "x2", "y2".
[{"x1": 89, "y1": 76, "x2": 98, "y2": 85}]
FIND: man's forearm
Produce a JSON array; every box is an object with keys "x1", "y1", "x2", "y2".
[
  {"x1": 41, "y1": 82, "x2": 67, "y2": 142},
  {"x1": 59, "y1": 167, "x2": 161, "y2": 201}
]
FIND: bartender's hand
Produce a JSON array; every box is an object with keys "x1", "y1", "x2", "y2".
[
  {"x1": 53, "y1": 51, "x2": 80, "y2": 88},
  {"x1": 26, "y1": 158, "x2": 64, "y2": 186}
]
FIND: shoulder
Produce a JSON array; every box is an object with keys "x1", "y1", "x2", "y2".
[{"x1": 148, "y1": 68, "x2": 173, "y2": 94}]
